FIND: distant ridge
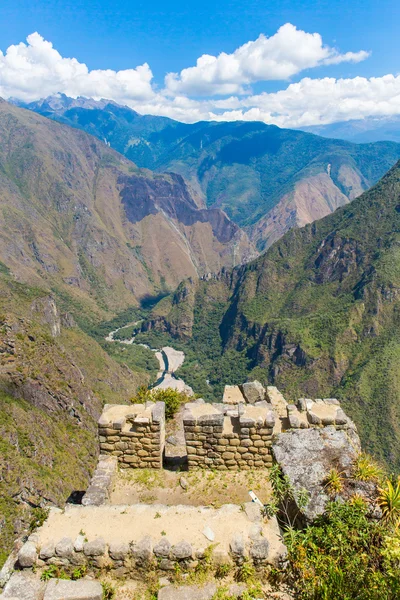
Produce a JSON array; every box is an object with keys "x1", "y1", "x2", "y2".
[{"x1": 17, "y1": 94, "x2": 400, "y2": 250}]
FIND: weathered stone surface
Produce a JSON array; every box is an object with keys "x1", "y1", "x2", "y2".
[
  {"x1": 83, "y1": 538, "x2": 106, "y2": 557},
  {"x1": 172, "y1": 541, "x2": 192, "y2": 559},
  {"x1": 73, "y1": 534, "x2": 85, "y2": 553},
  {"x1": 272, "y1": 426, "x2": 361, "y2": 521},
  {"x1": 18, "y1": 542, "x2": 37, "y2": 567},
  {"x1": 229, "y1": 533, "x2": 245, "y2": 557},
  {"x1": 244, "y1": 502, "x2": 262, "y2": 523},
  {"x1": 132, "y1": 536, "x2": 152, "y2": 562},
  {"x1": 154, "y1": 538, "x2": 171, "y2": 557},
  {"x1": 158, "y1": 583, "x2": 247, "y2": 599},
  {"x1": 39, "y1": 541, "x2": 55, "y2": 560},
  {"x1": 240, "y1": 381, "x2": 265, "y2": 404},
  {"x1": 43, "y1": 578, "x2": 103, "y2": 599},
  {"x1": 250, "y1": 539, "x2": 270, "y2": 560},
  {"x1": 55, "y1": 538, "x2": 74, "y2": 559},
  {"x1": 108, "y1": 542, "x2": 130, "y2": 560},
  {"x1": 2, "y1": 572, "x2": 45, "y2": 599}
]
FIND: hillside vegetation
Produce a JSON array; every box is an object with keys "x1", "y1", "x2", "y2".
[{"x1": 0, "y1": 264, "x2": 152, "y2": 564}]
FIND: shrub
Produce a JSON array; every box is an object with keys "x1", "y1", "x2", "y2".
[
  {"x1": 378, "y1": 478, "x2": 400, "y2": 525},
  {"x1": 131, "y1": 386, "x2": 189, "y2": 420},
  {"x1": 284, "y1": 500, "x2": 400, "y2": 599},
  {"x1": 324, "y1": 468, "x2": 344, "y2": 495},
  {"x1": 353, "y1": 453, "x2": 384, "y2": 482}
]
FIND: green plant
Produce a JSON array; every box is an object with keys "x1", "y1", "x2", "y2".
[
  {"x1": 101, "y1": 582, "x2": 116, "y2": 600},
  {"x1": 324, "y1": 468, "x2": 345, "y2": 495},
  {"x1": 354, "y1": 453, "x2": 384, "y2": 482},
  {"x1": 215, "y1": 563, "x2": 232, "y2": 579},
  {"x1": 378, "y1": 478, "x2": 400, "y2": 525},
  {"x1": 29, "y1": 506, "x2": 49, "y2": 533},
  {"x1": 131, "y1": 386, "x2": 189, "y2": 420},
  {"x1": 40, "y1": 564, "x2": 68, "y2": 581},
  {"x1": 284, "y1": 499, "x2": 400, "y2": 599},
  {"x1": 263, "y1": 463, "x2": 309, "y2": 527},
  {"x1": 71, "y1": 565, "x2": 87, "y2": 580},
  {"x1": 211, "y1": 588, "x2": 236, "y2": 600},
  {"x1": 235, "y1": 559, "x2": 255, "y2": 583}
]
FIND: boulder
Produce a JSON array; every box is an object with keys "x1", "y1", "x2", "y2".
[
  {"x1": 229, "y1": 533, "x2": 245, "y2": 557},
  {"x1": 108, "y1": 542, "x2": 130, "y2": 561},
  {"x1": 39, "y1": 541, "x2": 55, "y2": 560},
  {"x1": 153, "y1": 538, "x2": 171, "y2": 557},
  {"x1": 132, "y1": 536, "x2": 152, "y2": 562},
  {"x1": 83, "y1": 538, "x2": 106, "y2": 557},
  {"x1": 17, "y1": 542, "x2": 37, "y2": 568},
  {"x1": 240, "y1": 381, "x2": 266, "y2": 404},
  {"x1": 250, "y1": 539, "x2": 270, "y2": 560},
  {"x1": 272, "y1": 426, "x2": 361, "y2": 521},
  {"x1": 43, "y1": 578, "x2": 102, "y2": 599},
  {"x1": 172, "y1": 541, "x2": 192, "y2": 559},
  {"x1": 55, "y1": 537, "x2": 73, "y2": 559}
]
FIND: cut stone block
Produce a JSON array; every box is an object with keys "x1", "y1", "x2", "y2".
[
  {"x1": 2, "y1": 572, "x2": 45, "y2": 599},
  {"x1": 43, "y1": 579, "x2": 103, "y2": 600}
]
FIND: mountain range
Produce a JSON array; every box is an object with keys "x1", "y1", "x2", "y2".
[
  {"x1": 142, "y1": 159, "x2": 400, "y2": 470},
  {"x1": 0, "y1": 98, "x2": 253, "y2": 320},
  {"x1": 301, "y1": 115, "x2": 400, "y2": 144},
  {"x1": 15, "y1": 94, "x2": 400, "y2": 251}
]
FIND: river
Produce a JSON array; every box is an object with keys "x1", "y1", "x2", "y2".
[{"x1": 106, "y1": 326, "x2": 193, "y2": 395}]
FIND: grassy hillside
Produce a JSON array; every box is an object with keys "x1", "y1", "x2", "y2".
[
  {"x1": 0, "y1": 250, "x2": 154, "y2": 565},
  {"x1": 149, "y1": 161, "x2": 400, "y2": 469}
]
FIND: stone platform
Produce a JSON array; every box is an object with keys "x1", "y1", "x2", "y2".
[{"x1": 16, "y1": 503, "x2": 287, "y2": 578}]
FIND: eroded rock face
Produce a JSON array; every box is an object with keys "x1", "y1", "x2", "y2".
[{"x1": 272, "y1": 426, "x2": 361, "y2": 522}]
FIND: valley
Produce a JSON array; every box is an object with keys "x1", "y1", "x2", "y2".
[{"x1": 0, "y1": 93, "x2": 399, "y2": 598}]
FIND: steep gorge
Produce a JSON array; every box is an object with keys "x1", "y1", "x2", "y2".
[{"x1": 144, "y1": 161, "x2": 400, "y2": 470}]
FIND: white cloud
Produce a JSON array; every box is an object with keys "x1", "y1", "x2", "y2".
[
  {"x1": 210, "y1": 74, "x2": 400, "y2": 128},
  {"x1": 165, "y1": 23, "x2": 369, "y2": 96},
  {"x1": 0, "y1": 32, "x2": 155, "y2": 102},
  {"x1": 1, "y1": 30, "x2": 400, "y2": 129}
]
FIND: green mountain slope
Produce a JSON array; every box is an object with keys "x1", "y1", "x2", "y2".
[
  {"x1": 147, "y1": 161, "x2": 400, "y2": 469},
  {"x1": 18, "y1": 95, "x2": 400, "y2": 250}
]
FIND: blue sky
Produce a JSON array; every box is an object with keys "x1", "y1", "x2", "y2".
[{"x1": 0, "y1": 0, "x2": 399, "y2": 126}]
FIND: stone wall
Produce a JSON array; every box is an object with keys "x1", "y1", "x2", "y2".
[
  {"x1": 81, "y1": 455, "x2": 117, "y2": 506},
  {"x1": 98, "y1": 402, "x2": 165, "y2": 469},
  {"x1": 183, "y1": 400, "x2": 275, "y2": 470},
  {"x1": 15, "y1": 503, "x2": 287, "y2": 580},
  {"x1": 286, "y1": 397, "x2": 357, "y2": 431}
]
